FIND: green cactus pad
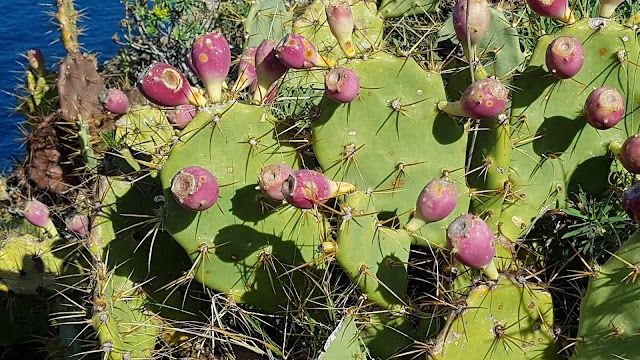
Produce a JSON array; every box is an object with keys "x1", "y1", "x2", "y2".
[
  {"x1": 572, "y1": 231, "x2": 640, "y2": 359},
  {"x1": 243, "y1": 0, "x2": 292, "y2": 49},
  {"x1": 115, "y1": 105, "x2": 173, "y2": 162},
  {"x1": 430, "y1": 275, "x2": 557, "y2": 359},
  {"x1": 378, "y1": 0, "x2": 439, "y2": 18},
  {"x1": 501, "y1": 18, "x2": 640, "y2": 240},
  {"x1": 318, "y1": 314, "x2": 366, "y2": 359},
  {"x1": 311, "y1": 54, "x2": 469, "y2": 249},
  {"x1": 160, "y1": 102, "x2": 328, "y2": 312}
]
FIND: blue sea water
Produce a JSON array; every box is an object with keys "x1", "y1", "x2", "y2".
[{"x1": 0, "y1": 0, "x2": 122, "y2": 171}]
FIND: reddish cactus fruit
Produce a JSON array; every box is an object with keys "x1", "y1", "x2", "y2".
[
  {"x1": 253, "y1": 39, "x2": 289, "y2": 104},
  {"x1": 452, "y1": 0, "x2": 491, "y2": 47},
  {"x1": 100, "y1": 88, "x2": 129, "y2": 115},
  {"x1": 527, "y1": 0, "x2": 575, "y2": 23},
  {"x1": 258, "y1": 164, "x2": 294, "y2": 201},
  {"x1": 324, "y1": 67, "x2": 360, "y2": 103},
  {"x1": 584, "y1": 87, "x2": 625, "y2": 130},
  {"x1": 447, "y1": 214, "x2": 498, "y2": 279},
  {"x1": 65, "y1": 213, "x2": 90, "y2": 236},
  {"x1": 167, "y1": 104, "x2": 197, "y2": 130},
  {"x1": 27, "y1": 49, "x2": 46, "y2": 76},
  {"x1": 24, "y1": 200, "x2": 57, "y2": 237},
  {"x1": 281, "y1": 169, "x2": 355, "y2": 209},
  {"x1": 439, "y1": 78, "x2": 508, "y2": 119},
  {"x1": 232, "y1": 46, "x2": 258, "y2": 93},
  {"x1": 171, "y1": 166, "x2": 220, "y2": 211},
  {"x1": 191, "y1": 31, "x2": 231, "y2": 103},
  {"x1": 405, "y1": 178, "x2": 459, "y2": 233},
  {"x1": 619, "y1": 134, "x2": 640, "y2": 174},
  {"x1": 275, "y1": 33, "x2": 334, "y2": 69},
  {"x1": 326, "y1": 1, "x2": 356, "y2": 58},
  {"x1": 546, "y1": 36, "x2": 584, "y2": 79},
  {"x1": 137, "y1": 62, "x2": 206, "y2": 107},
  {"x1": 622, "y1": 182, "x2": 640, "y2": 223}
]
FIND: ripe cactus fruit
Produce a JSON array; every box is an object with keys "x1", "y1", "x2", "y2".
[
  {"x1": 446, "y1": 214, "x2": 498, "y2": 280},
  {"x1": 253, "y1": 39, "x2": 289, "y2": 104},
  {"x1": 100, "y1": 88, "x2": 129, "y2": 115},
  {"x1": 622, "y1": 182, "x2": 640, "y2": 223},
  {"x1": 171, "y1": 166, "x2": 220, "y2": 211},
  {"x1": 27, "y1": 49, "x2": 46, "y2": 76},
  {"x1": 258, "y1": 163, "x2": 293, "y2": 201},
  {"x1": 190, "y1": 31, "x2": 231, "y2": 103},
  {"x1": 232, "y1": 46, "x2": 257, "y2": 93},
  {"x1": 527, "y1": 0, "x2": 575, "y2": 24},
  {"x1": 65, "y1": 213, "x2": 90, "y2": 235},
  {"x1": 545, "y1": 36, "x2": 584, "y2": 79},
  {"x1": 275, "y1": 33, "x2": 334, "y2": 69},
  {"x1": 405, "y1": 178, "x2": 459, "y2": 233},
  {"x1": 438, "y1": 77, "x2": 508, "y2": 119},
  {"x1": 619, "y1": 135, "x2": 640, "y2": 174},
  {"x1": 452, "y1": 0, "x2": 491, "y2": 48},
  {"x1": 326, "y1": 1, "x2": 356, "y2": 58},
  {"x1": 24, "y1": 200, "x2": 57, "y2": 237},
  {"x1": 281, "y1": 169, "x2": 355, "y2": 209},
  {"x1": 324, "y1": 67, "x2": 360, "y2": 103},
  {"x1": 166, "y1": 104, "x2": 197, "y2": 130},
  {"x1": 584, "y1": 87, "x2": 624, "y2": 130},
  {"x1": 137, "y1": 62, "x2": 206, "y2": 107}
]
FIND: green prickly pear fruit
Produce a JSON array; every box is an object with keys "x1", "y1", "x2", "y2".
[
  {"x1": 137, "y1": 62, "x2": 206, "y2": 107},
  {"x1": 27, "y1": 49, "x2": 46, "y2": 76},
  {"x1": 191, "y1": 31, "x2": 231, "y2": 103},
  {"x1": 171, "y1": 166, "x2": 220, "y2": 211},
  {"x1": 622, "y1": 182, "x2": 640, "y2": 223},
  {"x1": 326, "y1": 1, "x2": 356, "y2": 58},
  {"x1": 253, "y1": 39, "x2": 288, "y2": 104},
  {"x1": 258, "y1": 163, "x2": 293, "y2": 201},
  {"x1": 438, "y1": 77, "x2": 508, "y2": 119},
  {"x1": 166, "y1": 104, "x2": 197, "y2": 130},
  {"x1": 232, "y1": 46, "x2": 257, "y2": 93},
  {"x1": 65, "y1": 213, "x2": 90, "y2": 236},
  {"x1": 447, "y1": 214, "x2": 498, "y2": 280},
  {"x1": 24, "y1": 200, "x2": 57, "y2": 237},
  {"x1": 452, "y1": 0, "x2": 491, "y2": 47},
  {"x1": 619, "y1": 135, "x2": 640, "y2": 174},
  {"x1": 324, "y1": 66, "x2": 360, "y2": 103},
  {"x1": 527, "y1": 0, "x2": 575, "y2": 24},
  {"x1": 405, "y1": 178, "x2": 459, "y2": 233},
  {"x1": 281, "y1": 169, "x2": 355, "y2": 209},
  {"x1": 275, "y1": 33, "x2": 334, "y2": 69},
  {"x1": 584, "y1": 87, "x2": 624, "y2": 130},
  {"x1": 100, "y1": 88, "x2": 129, "y2": 115},
  {"x1": 546, "y1": 36, "x2": 584, "y2": 79}
]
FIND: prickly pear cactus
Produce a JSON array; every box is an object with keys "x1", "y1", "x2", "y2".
[
  {"x1": 58, "y1": 52, "x2": 105, "y2": 127},
  {"x1": 572, "y1": 231, "x2": 640, "y2": 359},
  {"x1": 244, "y1": 0, "x2": 292, "y2": 49},
  {"x1": 378, "y1": 0, "x2": 439, "y2": 18},
  {"x1": 114, "y1": 105, "x2": 174, "y2": 162}
]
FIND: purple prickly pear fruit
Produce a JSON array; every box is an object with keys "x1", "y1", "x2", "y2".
[
  {"x1": 619, "y1": 134, "x2": 640, "y2": 174},
  {"x1": 24, "y1": 200, "x2": 57, "y2": 236},
  {"x1": 405, "y1": 178, "x2": 459, "y2": 233},
  {"x1": 258, "y1": 164, "x2": 294, "y2": 201},
  {"x1": 167, "y1": 104, "x2": 197, "y2": 130},
  {"x1": 447, "y1": 214, "x2": 498, "y2": 279},
  {"x1": 191, "y1": 31, "x2": 231, "y2": 103},
  {"x1": 100, "y1": 88, "x2": 129, "y2": 115},
  {"x1": 440, "y1": 78, "x2": 508, "y2": 119},
  {"x1": 281, "y1": 169, "x2": 355, "y2": 209},
  {"x1": 584, "y1": 87, "x2": 625, "y2": 130},
  {"x1": 232, "y1": 46, "x2": 258, "y2": 93},
  {"x1": 65, "y1": 213, "x2": 90, "y2": 236},
  {"x1": 452, "y1": 0, "x2": 491, "y2": 48},
  {"x1": 171, "y1": 166, "x2": 220, "y2": 211},
  {"x1": 137, "y1": 62, "x2": 207, "y2": 107},
  {"x1": 253, "y1": 39, "x2": 289, "y2": 104},
  {"x1": 326, "y1": 1, "x2": 356, "y2": 58},
  {"x1": 275, "y1": 33, "x2": 334, "y2": 69},
  {"x1": 27, "y1": 49, "x2": 46, "y2": 76},
  {"x1": 325, "y1": 67, "x2": 360, "y2": 103},
  {"x1": 622, "y1": 181, "x2": 640, "y2": 223},
  {"x1": 545, "y1": 36, "x2": 584, "y2": 79},
  {"x1": 527, "y1": 0, "x2": 575, "y2": 23}
]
